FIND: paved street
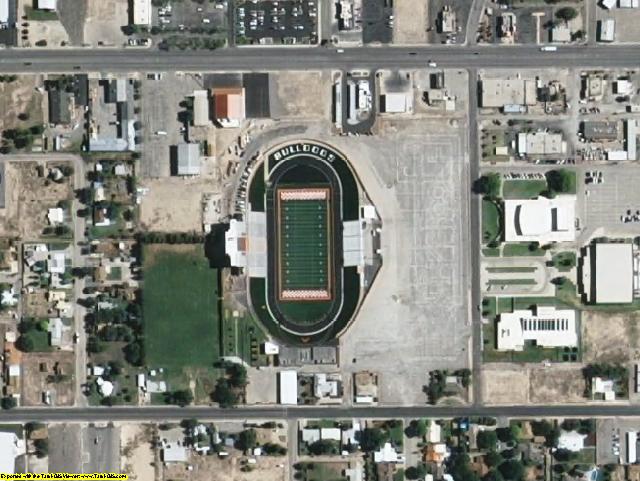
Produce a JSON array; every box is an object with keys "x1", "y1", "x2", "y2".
[
  {"x1": 2, "y1": 404, "x2": 640, "y2": 423},
  {"x1": 0, "y1": 45, "x2": 639, "y2": 73}
]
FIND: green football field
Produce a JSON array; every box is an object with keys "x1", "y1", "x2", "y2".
[{"x1": 278, "y1": 191, "x2": 332, "y2": 297}]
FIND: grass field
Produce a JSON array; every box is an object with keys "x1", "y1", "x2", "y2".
[
  {"x1": 503, "y1": 243, "x2": 546, "y2": 257},
  {"x1": 502, "y1": 179, "x2": 547, "y2": 199},
  {"x1": 486, "y1": 266, "x2": 537, "y2": 273},
  {"x1": 143, "y1": 244, "x2": 220, "y2": 371},
  {"x1": 278, "y1": 188, "x2": 331, "y2": 297},
  {"x1": 482, "y1": 200, "x2": 502, "y2": 244}
]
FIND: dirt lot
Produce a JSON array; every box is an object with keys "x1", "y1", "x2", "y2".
[
  {"x1": 393, "y1": 0, "x2": 428, "y2": 44},
  {"x1": 83, "y1": 0, "x2": 128, "y2": 46},
  {"x1": 23, "y1": 289, "x2": 54, "y2": 318},
  {"x1": 163, "y1": 451, "x2": 288, "y2": 481},
  {"x1": 483, "y1": 364, "x2": 586, "y2": 404},
  {"x1": 0, "y1": 76, "x2": 45, "y2": 132},
  {"x1": 121, "y1": 423, "x2": 156, "y2": 480},
  {"x1": 528, "y1": 366, "x2": 586, "y2": 404},
  {"x1": 0, "y1": 161, "x2": 73, "y2": 238},
  {"x1": 582, "y1": 311, "x2": 640, "y2": 363},
  {"x1": 22, "y1": 351, "x2": 75, "y2": 406},
  {"x1": 271, "y1": 71, "x2": 331, "y2": 120},
  {"x1": 139, "y1": 176, "x2": 221, "y2": 233},
  {"x1": 482, "y1": 365, "x2": 529, "y2": 405}
]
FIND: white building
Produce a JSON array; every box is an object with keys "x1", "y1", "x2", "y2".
[
  {"x1": 0, "y1": 0, "x2": 8, "y2": 26},
  {"x1": 0, "y1": 432, "x2": 23, "y2": 474},
  {"x1": 381, "y1": 93, "x2": 412, "y2": 114},
  {"x1": 628, "y1": 431, "x2": 638, "y2": 464},
  {"x1": 176, "y1": 143, "x2": 201, "y2": 176},
  {"x1": 497, "y1": 306, "x2": 578, "y2": 351},
  {"x1": 225, "y1": 219, "x2": 247, "y2": 268},
  {"x1": 131, "y1": 0, "x2": 151, "y2": 25},
  {"x1": 279, "y1": 370, "x2": 297, "y2": 405},
  {"x1": 557, "y1": 430, "x2": 586, "y2": 452},
  {"x1": 593, "y1": 377, "x2": 616, "y2": 401},
  {"x1": 374, "y1": 442, "x2": 399, "y2": 463},
  {"x1": 504, "y1": 196, "x2": 576, "y2": 243},
  {"x1": 582, "y1": 243, "x2": 634, "y2": 304},
  {"x1": 37, "y1": 0, "x2": 56, "y2": 10},
  {"x1": 321, "y1": 428, "x2": 341, "y2": 441},
  {"x1": 598, "y1": 19, "x2": 615, "y2": 42},
  {"x1": 517, "y1": 131, "x2": 566, "y2": 156}
]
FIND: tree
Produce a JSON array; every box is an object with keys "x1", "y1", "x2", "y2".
[
  {"x1": 166, "y1": 389, "x2": 193, "y2": 407},
  {"x1": 485, "y1": 451, "x2": 503, "y2": 468},
  {"x1": 262, "y1": 443, "x2": 287, "y2": 455},
  {"x1": 473, "y1": 173, "x2": 502, "y2": 199},
  {"x1": 405, "y1": 419, "x2": 427, "y2": 438},
  {"x1": 358, "y1": 427, "x2": 387, "y2": 452},
  {"x1": 477, "y1": 430, "x2": 498, "y2": 450},
  {"x1": 1, "y1": 397, "x2": 17, "y2": 410},
  {"x1": 546, "y1": 169, "x2": 574, "y2": 194},
  {"x1": 308, "y1": 439, "x2": 339, "y2": 456},
  {"x1": 406, "y1": 464, "x2": 428, "y2": 480},
  {"x1": 496, "y1": 425, "x2": 518, "y2": 443},
  {"x1": 212, "y1": 379, "x2": 239, "y2": 408},
  {"x1": 483, "y1": 470, "x2": 504, "y2": 481},
  {"x1": 499, "y1": 460, "x2": 524, "y2": 481},
  {"x1": 123, "y1": 341, "x2": 144, "y2": 366},
  {"x1": 15, "y1": 335, "x2": 35, "y2": 352},
  {"x1": 555, "y1": 7, "x2": 578, "y2": 21},
  {"x1": 237, "y1": 429, "x2": 257, "y2": 452},
  {"x1": 34, "y1": 438, "x2": 49, "y2": 458}
]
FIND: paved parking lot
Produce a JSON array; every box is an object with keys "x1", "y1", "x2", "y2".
[
  {"x1": 337, "y1": 121, "x2": 471, "y2": 404},
  {"x1": 139, "y1": 72, "x2": 203, "y2": 178},
  {"x1": 153, "y1": 0, "x2": 228, "y2": 33},
  {"x1": 48, "y1": 424, "x2": 82, "y2": 472},
  {"x1": 582, "y1": 164, "x2": 640, "y2": 239},
  {"x1": 83, "y1": 425, "x2": 120, "y2": 473},
  {"x1": 362, "y1": 0, "x2": 393, "y2": 43},
  {"x1": 235, "y1": 0, "x2": 317, "y2": 44}
]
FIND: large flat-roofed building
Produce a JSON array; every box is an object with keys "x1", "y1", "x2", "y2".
[
  {"x1": 0, "y1": 431, "x2": 22, "y2": 474},
  {"x1": 517, "y1": 131, "x2": 565, "y2": 156},
  {"x1": 582, "y1": 243, "x2": 634, "y2": 304},
  {"x1": 582, "y1": 121, "x2": 619, "y2": 141},
  {"x1": 497, "y1": 306, "x2": 577, "y2": 351},
  {"x1": 504, "y1": 196, "x2": 576, "y2": 243},
  {"x1": 480, "y1": 78, "x2": 537, "y2": 109},
  {"x1": 279, "y1": 370, "x2": 297, "y2": 405},
  {"x1": 131, "y1": 0, "x2": 151, "y2": 25},
  {"x1": 598, "y1": 19, "x2": 615, "y2": 42}
]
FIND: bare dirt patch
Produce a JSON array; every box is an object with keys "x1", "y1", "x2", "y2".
[
  {"x1": 0, "y1": 161, "x2": 73, "y2": 238},
  {"x1": 0, "y1": 76, "x2": 45, "y2": 132},
  {"x1": 163, "y1": 450, "x2": 288, "y2": 481},
  {"x1": 22, "y1": 351, "x2": 75, "y2": 406},
  {"x1": 121, "y1": 423, "x2": 156, "y2": 480},
  {"x1": 393, "y1": 0, "x2": 428, "y2": 44},
  {"x1": 83, "y1": 0, "x2": 128, "y2": 47},
  {"x1": 482, "y1": 365, "x2": 529, "y2": 405},
  {"x1": 529, "y1": 366, "x2": 586, "y2": 404},
  {"x1": 272, "y1": 71, "x2": 331, "y2": 120},
  {"x1": 581, "y1": 311, "x2": 640, "y2": 363},
  {"x1": 139, "y1": 177, "x2": 220, "y2": 233}
]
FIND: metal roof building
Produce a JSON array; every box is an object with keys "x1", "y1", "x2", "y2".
[
  {"x1": 132, "y1": 0, "x2": 151, "y2": 25},
  {"x1": 279, "y1": 370, "x2": 297, "y2": 405},
  {"x1": 176, "y1": 143, "x2": 201, "y2": 176},
  {"x1": 192, "y1": 90, "x2": 210, "y2": 126}
]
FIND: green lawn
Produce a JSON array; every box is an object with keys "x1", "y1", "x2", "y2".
[
  {"x1": 503, "y1": 243, "x2": 546, "y2": 257},
  {"x1": 482, "y1": 247, "x2": 501, "y2": 257},
  {"x1": 552, "y1": 251, "x2": 577, "y2": 272},
  {"x1": 486, "y1": 266, "x2": 537, "y2": 273},
  {"x1": 482, "y1": 200, "x2": 502, "y2": 244},
  {"x1": 221, "y1": 309, "x2": 268, "y2": 366},
  {"x1": 143, "y1": 244, "x2": 220, "y2": 371},
  {"x1": 487, "y1": 278, "x2": 536, "y2": 286},
  {"x1": 24, "y1": 5, "x2": 58, "y2": 21},
  {"x1": 502, "y1": 179, "x2": 548, "y2": 199}
]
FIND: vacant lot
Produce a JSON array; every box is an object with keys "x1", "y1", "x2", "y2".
[
  {"x1": 0, "y1": 76, "x2": 45, "y2": 132},
  {"x1": 393, "y1": 0, "x2": 428, "y2": 44},
  {"x1": 271, "y1": 71, "x2": 331, "y2": 120},
  {"x1": 582, "y1": 310, "x2": 640, "y2": 363},
  {"x1": 143, "y1": 244, "x2": 220, "y2": 372}
]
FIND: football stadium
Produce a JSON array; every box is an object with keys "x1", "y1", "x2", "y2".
[{"x1": 226, "y1": 140, "x2": 382, "y2": 345}]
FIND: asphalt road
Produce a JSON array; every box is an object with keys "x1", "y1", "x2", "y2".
[
  {"x1": 0, "y1": 44, "x2": 640, "y2": 73},
  {"x1": 2, "y1": 404, "x2": 640, "y2": 423}
]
